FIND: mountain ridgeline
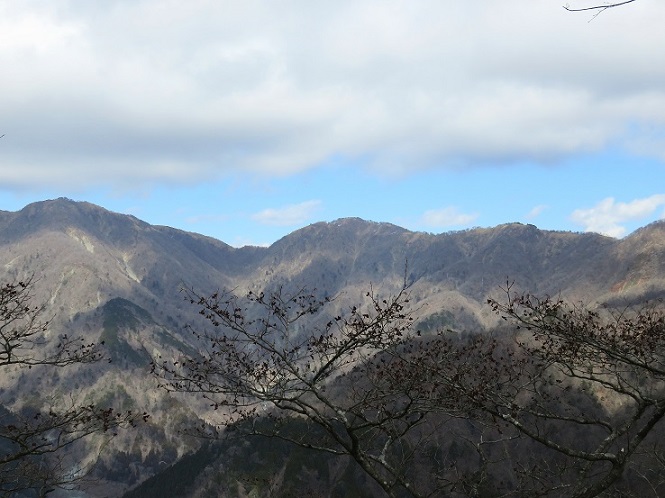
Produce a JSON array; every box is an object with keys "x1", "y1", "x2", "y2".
[
  {"x1": 1, "y1": 198, "x2": 665, "y2": 496},
  {"x1": 2, "y1": 198, "x2": 663, "y2": 324}
]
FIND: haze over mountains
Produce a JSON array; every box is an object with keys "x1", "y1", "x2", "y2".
[{"x1": 1, "y1": 197, "x2": 665, "y2": 495}]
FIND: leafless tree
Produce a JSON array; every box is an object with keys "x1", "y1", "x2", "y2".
[
  {"x1": 406, "y1": 283, "x2": 665, "y2": 496},
  {"x1": 154, "y1": 284, "x2": 435, "y2": 498},
  {"x1": 0, "y1": 277, "x2": 101, "y2": 368},
  {"x1": 157, "y1": 279, "x2": 665, "y2": 496},
  {"x1": 0, "y1": 277, "x2": 143, "y2": 497}
]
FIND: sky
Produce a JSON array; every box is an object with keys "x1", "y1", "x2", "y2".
[{"x1": 1, "y1": 1, "x2": 665, "y2": 247}]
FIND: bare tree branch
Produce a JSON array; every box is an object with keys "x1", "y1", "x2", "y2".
[
  {"x1": 0, "y1": 276, "x2": 144, "y2": 496},
  {"x1": 564, "y1": 0, "x2": 637, "y2": 11},
  {"x1": 564, "y1": 0, "x2": 637, "y2": 20},
  {"x1": 154, "y1": 284, "x2": 430, "y2": 497},
  {"x1": 160, "y1": 279, "x2": 665, "y2": 496}
]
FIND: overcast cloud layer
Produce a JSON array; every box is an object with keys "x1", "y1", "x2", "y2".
[{"x1": 1, "y1": 1, "x2": 664, "y2": 190}]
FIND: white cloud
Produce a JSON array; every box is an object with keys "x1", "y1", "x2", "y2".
[
  {"x1": 422, "y1": 207, "x2": 478, "y2": 229},
  {"x1": 570, "y1": 194, "x2": 665, "y2": 238},
  {"x1": 526, "y1": 204, "x2": 548, "y2": 219},
  {"x1": 1, "y1": 2, "x2": 665, "y2": 189},
  {"x1": 251, "y1": 200, "x2": 322, "y2": 227}
]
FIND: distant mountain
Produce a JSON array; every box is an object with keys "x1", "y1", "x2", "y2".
[
  {"x1": 1, "y1": 197, "x2": 664, "y2": 495},
  {"x1": 3, "y1": 198, "x2": 662, "y2": 310}
]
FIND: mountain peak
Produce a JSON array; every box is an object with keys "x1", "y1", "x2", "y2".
[
  {"x1": 327, "y1": 217, "x2": 407, "y2": 232},
  {"x1": 24, "y1": 197, "x2": 105, "y2": 214},
  {"x1": 270, "y1": 217, "x2": 409, "y2": 254},
  {"x1": 0, "y1": 198, "x2": 146, "y2": 244}
]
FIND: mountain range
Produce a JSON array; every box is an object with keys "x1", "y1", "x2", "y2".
[{"x1": 1, "y1": 197, "x2": 665, "y2": 495}]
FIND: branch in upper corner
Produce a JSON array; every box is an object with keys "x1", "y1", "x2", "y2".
[{"x1": 563, "y1": 0, "x2": 637, "y2": 12}]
